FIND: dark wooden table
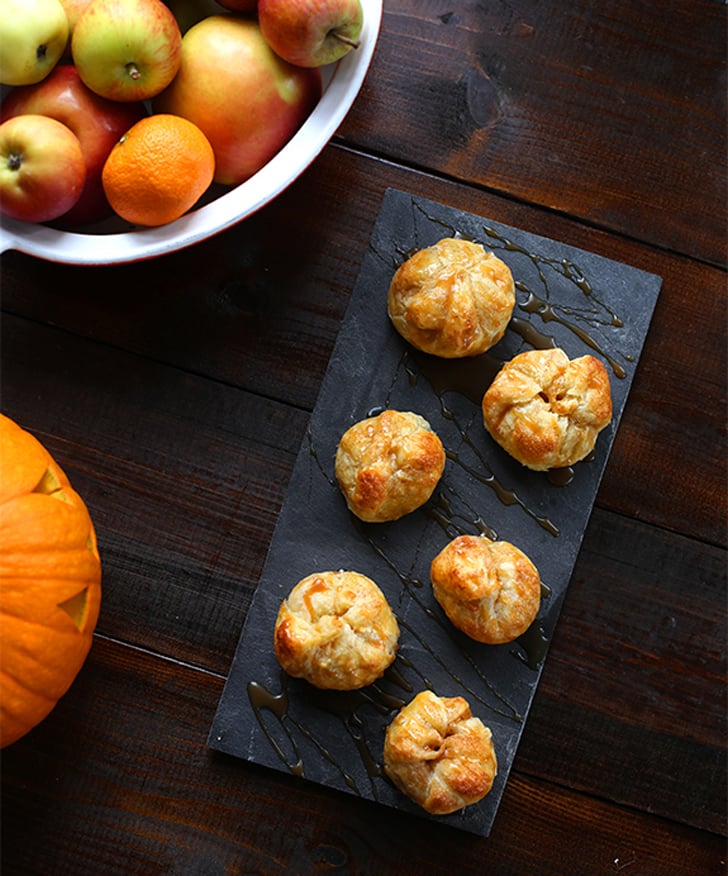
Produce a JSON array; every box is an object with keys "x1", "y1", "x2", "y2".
[{"x1": 1, "y1": 2, "x2": 726, "y2": 873}]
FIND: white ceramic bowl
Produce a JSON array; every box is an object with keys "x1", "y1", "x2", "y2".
[{"x1": 0, "y1": 2, "x2": 382, "y2": 265}]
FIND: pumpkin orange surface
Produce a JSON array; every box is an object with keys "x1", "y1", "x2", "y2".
[{"x1": 0, "y1": 414, "x2": 101, "y2": 748}]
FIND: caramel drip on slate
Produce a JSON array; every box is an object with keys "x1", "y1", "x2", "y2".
[
  {"x1": 513, "y1": 583, "x2": 552, "y2": 668},
  {"x1": 425, "y1": 489, "x2": 499, "y2": 542},
  {"x1": 514, "y1": 622, "x2": 551, "y2": 670},
  {"x1": 248, "y1": 671, "x2": 410, "y2": 799},
  {"x1": 547, "y1": 466, "x2": 575, "y2": 486},
  {"x1": 400, "y1": 351, "x2": 560, "y2": 535},
  {"x1": 247, "y1": 678, "x2": 304, "y2": 777},
  {"x1": 305, "y1": 422, "x2": 337, "y2": 488},
  {"x1": 397, "y1": 616, "x2": 522, "y2": 723},
  {"x1": 518, "y1": 286, "x2": 626, "y2": 378},
  {"x1": 405, "y1": 349, "x2": 501, "y2": 406},
  {"x1": 249, "y1": 676, "x2": 370, "y2": 794}
]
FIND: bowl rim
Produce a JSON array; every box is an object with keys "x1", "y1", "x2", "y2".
[{"x1": 0, "y1": 1, "x2": 383, "y2": 266}]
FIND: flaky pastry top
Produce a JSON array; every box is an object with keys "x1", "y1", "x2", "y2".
[
  {"x1": 387, "y1": 237, "x2": 515, "y2": 358},
  {"x1": 481, "y1": 347, "x2": 612, "y2": 470},
  {"x1": 430, "y1": 534, "x2": 541, "y2": 644},
  {"x1": 335, "y1": 410, "x2": 445, "y2": 523},
  {"x1": 274, "y1": 571, "x2": 399, "y2": 690},
  {"x1": 383, "y1": 690, "x2": 497, "y2": 815}
]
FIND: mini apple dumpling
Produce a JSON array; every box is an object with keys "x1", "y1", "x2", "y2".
[
  {"x1": 383, "y1": 690, "x2": 497, "y2": 815},
  {"x1": 429, "y1": 534, "x2": 541, "y2": 645},
  {"x1": 481, "y1": 347, "x2": 612, "y2": 471},
  {"x1": 273, "y1": 570, "x2": 399, "y2": 690},
  {"x1": 335, "y1": 410, "x2": 446, "y2": 523},
  {"x1": 387, "y1": 237, "x2": 515, "y2": 358}
]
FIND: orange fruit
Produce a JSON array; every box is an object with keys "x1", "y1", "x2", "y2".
[{"x1": 102, "y1": 114, "x2": 215, "y2": 227}]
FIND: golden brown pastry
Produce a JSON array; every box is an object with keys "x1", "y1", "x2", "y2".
[
  {"x1": 383, "y1": 690, "x2": 497, "y2": 815},
  {"x1": 481, "y1": 347, "x2": 612, "y2": 470},
  {"x1": 387, "y1": 237, "x2": 515, "y2": 358},
  {"x1": 273, "y1": 571, "x2": 399, "y2": 690},
  {"x1": 335, "y1": 410, "x2": 446, "y2": 523},
  {"x1": 430, "y1": 534, "x2": 541, "y2": 644}
]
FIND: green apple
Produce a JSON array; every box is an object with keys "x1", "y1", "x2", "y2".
[
  {"x1": 0, "y1": 114, "x2": 86, "y2": 223},
  {"x1": 258, "y1": 0, "x2": 363, "y2": 68},
  {"x1": 72, "y1": 0, "x2": 182, "y2": 101},
  {"x1": 0, "y1": 0, "x2": 69, "y2": 86}
]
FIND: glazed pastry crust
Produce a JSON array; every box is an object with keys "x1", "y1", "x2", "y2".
[
  {"x1": 430, "y1": 535, "x2": 541, "y2": 644},
  {"x1": 274, "y1": 571, "x2": 399, "y2": 690},
  {"x1": 387, "y1": 237, "x2": 515, "y2": 358},
  {"x1": 383, "y1": 690, "x2": 497, "y2": 815},
  {"x1": 335, "y1": 410, "x2": 445, "y2": 523},
  {"x1": 481, "y1": 347, "x2": 612, "y2": 470}
]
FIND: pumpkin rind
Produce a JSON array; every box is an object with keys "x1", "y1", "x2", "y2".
[{"x1": 0, "y1": 414, "x2": 102, "y2": 748}]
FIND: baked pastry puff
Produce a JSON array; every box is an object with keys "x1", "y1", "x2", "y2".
[
  {"x1": 335, "y1": 410, "x2": 446, "y2": 523},
  {"x1": 430, "y1": 534, "x2": 541, "y2": 644},
  {"x1": 387, "y1": 237, "x2": 515, "y2": 358},
  {"x1": 383, "y1": 690, "x2": 497, "y2": 815},
  {"x1": 482, "y1": 347, "x2": 612, "y2": 471},
  {"x1": 273, "y1": 571, "x2": 399, "y2": 690}
]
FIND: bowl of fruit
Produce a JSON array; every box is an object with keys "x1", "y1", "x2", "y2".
[{"x1": 0, "y1": 0, "x2": 382, "y2": 265}]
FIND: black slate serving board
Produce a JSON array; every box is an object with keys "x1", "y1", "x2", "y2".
[{"x1": 208, "y1": 189, "x2": 662, "y2": 836}]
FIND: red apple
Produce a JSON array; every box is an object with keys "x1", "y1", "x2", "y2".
[
  {"x1": 1, "y1": 65, "x2": 147, "y2": 225},
  {"x1": 0, "y1": 114, "x2": 86, "y2": 223},
  {"x1": 258, "y1": 0, "x2": 363, "y2": 68},
  {"x1": 154, "y1": 16, "x2": 321, "y2": 185}
]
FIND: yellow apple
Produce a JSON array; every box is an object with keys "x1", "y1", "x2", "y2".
[{"x1": 0, "y1": 0, "x2": 69, "y2": 86}]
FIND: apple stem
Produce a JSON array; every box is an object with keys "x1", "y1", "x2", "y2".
[
  {"x1": 332, "y1": 31, "x2": 360, "y2": 51},
  {"x1": 126, "y1": 63, "x2": 142, "y2": 81}
]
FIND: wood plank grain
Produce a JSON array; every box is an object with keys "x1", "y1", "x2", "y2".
[
  {"x1": 339, "y1": 0, "x2": 727, "y2": 265},
  {"x1": 0, "y1": 637, "x2": 723, "y2": 875},
  {"x1": 0, "y1": 313, "x2": 307, "y2": 667},
  {"x1": 518, "y1": 509, "x2": 727, "y2": 834}
]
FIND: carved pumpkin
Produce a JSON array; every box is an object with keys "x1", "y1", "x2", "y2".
[{"x1": 0, "y1": 414, "x2": 102, "y2": 747}]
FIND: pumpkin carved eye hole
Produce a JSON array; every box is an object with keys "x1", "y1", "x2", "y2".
[
  {"x1": 58, "y1": 589, "x2": 88, "y2": 630},
  {"x1": 33, "y1": 467, "x2": 69, "y2": 503}
]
